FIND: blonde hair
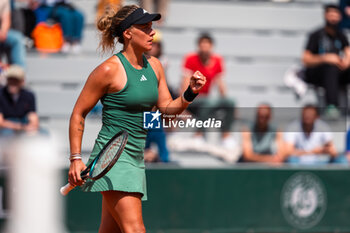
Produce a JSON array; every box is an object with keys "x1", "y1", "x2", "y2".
[{"x1": 97, "y1": 4, "x2": 139, "y2": 54}]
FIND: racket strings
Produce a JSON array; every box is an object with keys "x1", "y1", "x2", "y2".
[{"x1": 91, "y1": 136, "x2": 123, "y2": 178}]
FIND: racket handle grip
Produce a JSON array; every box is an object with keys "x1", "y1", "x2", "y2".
[{"x1": 60, "y1": 183, "x2": 75, "y2": 196}]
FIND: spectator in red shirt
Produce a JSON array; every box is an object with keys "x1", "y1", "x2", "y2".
[
  {"x1": 181, "y1": 34, "x2": 225, "y2": 95},
  {"x1": 180, "y1": 32, "x2": 236, "y2": 151}
]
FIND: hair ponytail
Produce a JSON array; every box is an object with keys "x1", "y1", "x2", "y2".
[{"x1": 97, "y1": 5, "x2": 139, "y2": 54}]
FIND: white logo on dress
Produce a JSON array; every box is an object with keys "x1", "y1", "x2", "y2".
[{"x1": 140, "y1": 75, "x2": 147, "y2": 81}]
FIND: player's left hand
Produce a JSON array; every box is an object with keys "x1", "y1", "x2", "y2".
[{"x1": 189, "y1": 71, "x2": 206, "y2": 94}]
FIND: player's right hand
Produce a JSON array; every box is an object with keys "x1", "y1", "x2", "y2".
[
  {"x1": 189, "y1": 71, "x2": 206, "y2": 94},
  {"x1": 68, "y1": 159, "x2": 87, "y2": 187}
]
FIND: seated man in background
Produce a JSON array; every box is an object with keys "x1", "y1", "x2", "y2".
[
  {"x1": 180, "y1": 32, "x2": 236, "y2": 150},
  {"x1": 0, "y1": 65, "x2": 39, "y2": 136},
  {"x1": 302, "y1": 4, "x2": 350, "y2": 117},
  {"x1": 242, "y1": 104, "x2": 286, "y2": 164},
  {"x1": 284, "y1": 104, "x2": 337, "y2": 164}
]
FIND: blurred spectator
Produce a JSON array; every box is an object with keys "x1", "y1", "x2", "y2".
[
  {"x1": 0, "y1": 61, "x2": 7, "y2": 84},
  {"x1": 302, "y1": 4, "x2": 350, "y2": 117},
  {"x1": 345, "y1": 127, "x2": 350, "y2": 162},
  {"x1": 148, "y1": 30, "x2": 174, "y2": 96},
  {"x1": 140, "y1": 0, "x2": 168, "y2": 25},
  {"x1": 34, "y1": 0, "x2": 84, "y2": 54},
  {"x1": 96, "y1": 0, "x2": 122, "y2": 22},
  {"x1": 284, "y1": 104, "x2": 337, "y2": 165},
  {"x1": 180, "y1": 32, "x2": 236, "y2": 150},
  {"x1": 242, "y1": 103, "x2": 286, "y2": 164},
  {"x1": 149, "y1": 30, "x2": 167, "y2": 70},
  {"x1": 0, "y1": 0, "x2": 26, "y2": 67},
  {"x1": 0, "y1": 65, "x2": 39, "y2": 137},
  {"x1": 10, "y1": 0, "x2": 25, "y2": 33},
  {"x1": 340, "y1": 0, "x2": 350, "y2": 30},
  {"x1": 144, "y1": 126, "x2": 169, "y2": 163},
  {"x1": 144, "y1": 30, "x2": 169, "y2": 163},
  {"x1": 10, "y1": 0, "x2": 37, "y2": 49}
]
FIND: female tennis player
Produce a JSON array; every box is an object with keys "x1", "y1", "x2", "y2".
[{"x1": 67, "y1": 4, "x2": 206, "y2": 233}]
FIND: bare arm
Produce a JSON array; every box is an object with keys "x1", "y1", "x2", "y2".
[
  {"x1": 22, "y1": 112, "x2": 39, "y2": 131},
  {"x1": 274, "y1": 131, "x2": 287, "y2": 162},
  {"x1": 69, "y1": 66, "x2": 112, "y2": 154},
  {"x1": 179, "y1": 68, "x2": 193, "y2": 95},
  {"x1": 68, "y1": 62, "x2": 114, "y2": 186},
  {"x1": 242, "y1": 131, "x2": 284, "y2": 163},
  {"x1": 0, "y1": 102, "x2": 38, "y2": 132},
  {"x1": 302, "y1": 50, "x2": 325, "y2": 67},
  {"x1": 0, "y1": 115, "x2": 22, "y2": 130},
  {"x1": 0, "y1": 6, "x2": 11, "y2": 42},
  {"x1": 242, "y1": 131, "x2": 273, "y2": 162},
  {"x1": 303, "y1": 50, "x2": 344, "y2": 69},
  {"x1": 342, "y1": 47, "x2": 350, "y2": 68},
  {"x1": 320, "y1": 141, "x2": 337, "y2": 158},
  {"x1": 0, "y1": 113, "x2": 38, "y2": 131},
  {"x1": 215, "y1": 73, "x2": 226, "y2": 96},
  {"x1": 285, "y1": 142, "x2": 309, "y2": 156},
  {"x1": 154, "y1": 58, "x2": 206, "y2": 115},
  {"x1": 285, "y1": 141, "x2": 336, "y2": 157}
]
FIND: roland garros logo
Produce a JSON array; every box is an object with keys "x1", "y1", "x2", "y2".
[{"x1": 280, "y1": 172, "x2": 327, "y2": 229}]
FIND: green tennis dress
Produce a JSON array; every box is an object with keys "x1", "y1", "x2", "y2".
[{"x1": 82, "y1": 52, "x2": 159, "y2": 200}]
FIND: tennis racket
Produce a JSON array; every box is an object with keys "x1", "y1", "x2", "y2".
[{"x1": 60, "y1": 130, "x2": 128, "y2": 196}]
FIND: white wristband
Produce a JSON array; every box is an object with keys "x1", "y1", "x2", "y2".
[{"x1": 69, "y1": 154, "x2": 82, "y2": 161}]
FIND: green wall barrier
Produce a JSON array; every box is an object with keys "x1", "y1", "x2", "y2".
[
  {"x1": 1, "y1": 166, "x2": 350, "y2": 233},
  {"x1": 65, "y1": 166, "x2": 350, "y2": 233}
]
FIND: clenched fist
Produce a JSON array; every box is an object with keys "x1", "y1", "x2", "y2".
[{"x1": 189, "y1": 71, "x2": 206, "y2": 94}]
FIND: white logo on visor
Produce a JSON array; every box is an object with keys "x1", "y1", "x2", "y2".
[{"x1": 143, "y1": 9, "x2": 148, "y2": 14}]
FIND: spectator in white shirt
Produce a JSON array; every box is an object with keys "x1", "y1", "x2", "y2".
[{"x1": 284, "y1": 104, "x2": 337, "y2": 164}]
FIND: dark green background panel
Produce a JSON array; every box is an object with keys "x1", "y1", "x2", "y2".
[{"x1": 2, "y1": 166, "x2": 350, "y2": 233}]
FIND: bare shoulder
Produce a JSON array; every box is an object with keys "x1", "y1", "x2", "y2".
[
  {"x1": 146, "y1": 55, "x2": 162, "y2": 70},
  {"x1": 87, "y1": 56, "x2": 122, "y2": 84},
  {"x1": 93, "y1": 56, "x2": 121, "y2": 78}
]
